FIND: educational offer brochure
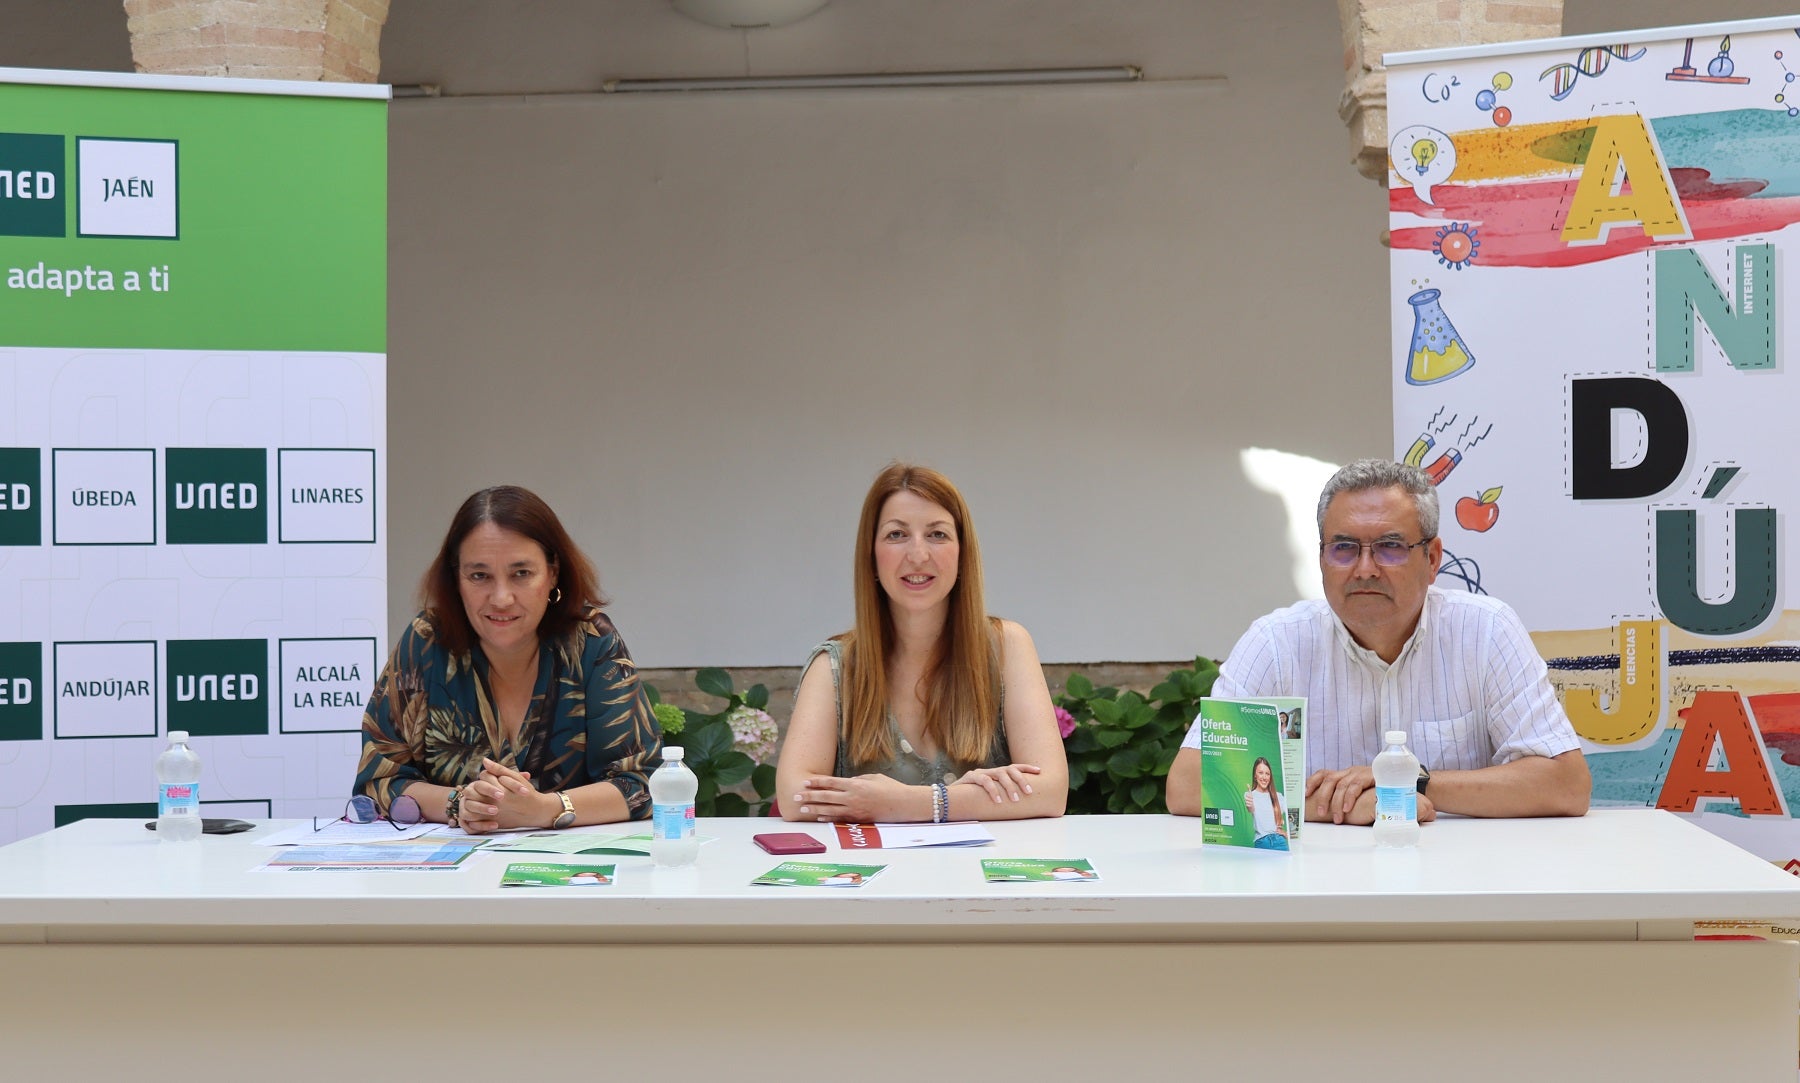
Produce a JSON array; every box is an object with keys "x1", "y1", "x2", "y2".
[
  {"x1": 481, "y1": 831, "x2": 695, "y2": 857},
  {"x1": 500, "y1": 862, "x2": 617, "y2": 887},
  {"x1": 752, "y1": 861, "x2": 886, "y2": 887},
  {"x1": 1195, "y1": 696, "x2": 1305, "y2": 852},
  {"x1": 981, "y1": 859, "x2": 1100, "y2": 882},
  {"x1": 833, "y1": 822, "x2": 994, "y2": 849},
  {"x1": 263, "y1": 840, "x2": 482, "y2": 868}
]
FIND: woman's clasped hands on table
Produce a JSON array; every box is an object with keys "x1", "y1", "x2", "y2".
[
  {"x1": 450, "y1": 757, "x2": 557, "y2": 833},
  {"x1": 794, "y1": 764, "x2": 1045, "y2": 822}
]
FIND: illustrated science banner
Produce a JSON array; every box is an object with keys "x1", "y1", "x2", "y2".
[
  {"x1": 0, "y1": 70, "x2": 386, "y2": 844},
  {"x1": 1386, "y1": 18, "x2": 1800, "y2": 867}
]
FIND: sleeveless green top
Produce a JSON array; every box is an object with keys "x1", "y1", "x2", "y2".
[{"x1": 806, "y1": 639, "x2": 1009, "y2": 784}]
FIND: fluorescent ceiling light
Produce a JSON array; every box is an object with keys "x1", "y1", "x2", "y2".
[{"x1": 602, "y1": 66, "x2": 1143, "y2": 93}]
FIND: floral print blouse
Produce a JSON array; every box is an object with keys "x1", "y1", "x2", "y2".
[{"x1": 355, "y1": 606, "x2": 662, "y2": 819}]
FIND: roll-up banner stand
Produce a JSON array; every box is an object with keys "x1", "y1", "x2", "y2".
[
  {"x1": 1387, "y1": 18, "x2": 1800, "y2": 867},
  {"x1": 0, "y1": 69, "x2": 387, "y2": 843}
]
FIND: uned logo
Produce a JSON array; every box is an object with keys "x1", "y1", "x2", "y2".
[
  {"x1": 0, "y1": 133, "x2": 65, "y2": 238},
  {"x1": 0, "y1": 642, "x2": 43, "y2": 742},
  {"x1": 166, "y1": 638, "x2": 268, "y2": 737},
  {"x1": 0, "y1": 448, "x2": 40, "y2": 547},
  {"x1": 165, "y1": 448, "x2": 266, "y2": 545}
]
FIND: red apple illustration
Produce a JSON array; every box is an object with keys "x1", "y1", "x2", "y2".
[{"x1": 1455, "y1": 487, "x2": 1502, "y2": 532}]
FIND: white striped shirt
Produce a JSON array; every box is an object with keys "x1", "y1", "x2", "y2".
[{"x1": 1183, "y1": 587, "x2": 1580, "y2": 773}]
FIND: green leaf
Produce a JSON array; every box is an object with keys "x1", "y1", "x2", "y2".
[
  {"x1": 1155, "y1": 747, "x2": 1180, "y2": 774},
  {"x1": 695, "y1": 667, "x2": 735, "y2": 700},
  {"x1": 1106, "y1": 748, "x2": 1143, "y2": 778},
  {"x1": 1068, "y1": 762, "x2": 1088, "y2": 790},
  {"x1": 1064, "y1": 727, "x2": 1098, "y2": 754},
  {"x1": 745, "y1": 683, "x2": 769, "y2": 710},
  {"x1": 697, "y1": 777, "x2": 719, "y2": 804},
  {"x1": 681, "y1": 707, "x2": 714, "y2": 737},
  {"x1": 690, "y1": 718, "x2": 732, "y2": 762},
  {"x1": 643, "y1": 683, "x2": 662, "y2": 706},
  {"x1": 751, "y1": 762, "x2": 778, "y2": 798},
  {"x1": 1093, "y1": 727, "x2": 1132, "y2": 749},
  {"x1": 1131, "y1": 779, "x2": 1159, "y2": 810},
  {"x1": 714, "y1": 793, "x2": 750, "y2": 817},
  {"x1": 712, "y1": 750, "x2": 756, "y2": 787},
  {"x1": 1089, "y1": 699, "x2": 1122, "y2": 726},
  {"x1": 1120, "y1": 702, "x2": 1157, "y2": 730},
  {"x1": 1149, "y1": 679, "x2": 1182, "y2": 703},
  {"x1": 1065, "y1": 673, "x2": 1094, "y2": 698}
]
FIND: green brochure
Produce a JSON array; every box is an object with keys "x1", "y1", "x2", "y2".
[
  {"x1": 500, "y1": 862, "x2": 618, "y2": 887},
  {"x1": 981, "y1": 858, "x2": 1100, "y2": 882},
  {"x1": 1196, "y1": 697, "x2": 1305, "y2": 852},
  {"x1": 752, "y1": 861, "x2": 886, "y2": 888},
  {"x1": 484, "y1": 832, "x2": 656, "y2": 857}
]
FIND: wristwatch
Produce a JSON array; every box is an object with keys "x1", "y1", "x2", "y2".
[
  {"x1": 551, "y1": 791, "x2": 577, "y2": 829},
  {"x1": 1416, "y1": 763, "x2": 1431, "y2": 795}
]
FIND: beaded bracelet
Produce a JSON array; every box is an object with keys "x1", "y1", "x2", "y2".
[
  {"x1": 932, "y1": 781, "x2": 949, "y2": 823},
  {"x1": 444, "y1": 785, "x2": 462, "y2": 825}
]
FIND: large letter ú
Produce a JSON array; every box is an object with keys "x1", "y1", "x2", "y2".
[{"x1": 1656, "y1": 507, "x2": 1778, "y2": 637}]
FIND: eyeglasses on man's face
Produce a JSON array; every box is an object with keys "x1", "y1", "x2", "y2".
[
  {"x1": 1319, "y1": 537, "x2": 1432, "y2": 568},
  {"x1": 314, "y1": 793, "x2": 422, "y2": 832}
]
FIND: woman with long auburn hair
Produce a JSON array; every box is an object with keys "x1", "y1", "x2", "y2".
[{"x1": 776, "y1": 463, "x2": 1066, "y2": 823}]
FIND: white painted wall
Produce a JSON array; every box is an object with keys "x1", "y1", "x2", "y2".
[{"x1": 387, "y1": 4, "x2": 1392, "y2": 666}]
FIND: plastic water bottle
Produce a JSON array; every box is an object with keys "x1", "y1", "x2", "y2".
[
  {"x1": 1371, "y1": 730, "x2": 1421, "y2": 848},
  {"x1": 155, "y1": 731, "x2": 203, "y2": 843},
  {"x1": 650, "y1": 746, "x2": 698, "y2": 867}
]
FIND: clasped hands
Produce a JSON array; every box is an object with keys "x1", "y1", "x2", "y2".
[
  {"x1": 453, "y1": 756, "x2": 558, "y2": 833},
  {"x1": 793, "y1": 763, "x2": 1042, "y2": 822},
  {"x1": 1304, "y1": 765, "x2": 1436, "y2": 826}
]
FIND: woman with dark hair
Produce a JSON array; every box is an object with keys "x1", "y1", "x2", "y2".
[
  {"x1": 354, "y1": 486, "x2": 662, "y2": 833},
  {"x1": 776, "y1": 463, "x2": 1066, "y2": 823}
]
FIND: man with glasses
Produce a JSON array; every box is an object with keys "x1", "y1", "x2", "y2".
[{"x1": 1167, "y1": 459, "x2": 1589, "y2": 825}]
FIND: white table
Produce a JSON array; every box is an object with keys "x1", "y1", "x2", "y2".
[{"x1": 1, "y1": 811, "x2": 1795, "y2": 1079}]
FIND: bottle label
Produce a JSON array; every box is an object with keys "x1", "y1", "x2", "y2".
[
  {"x1": 1374, "y1": 785, "x2": 1416, "y2": 824},
  {"x1": 652, "y1": 802, "x2": 695, "y2": 841},
  {"x1": 158, "y1": 782, "x2": 199, "y2": 817}
]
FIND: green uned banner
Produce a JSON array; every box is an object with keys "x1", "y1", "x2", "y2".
[{"x1": 0, "y1": 79, "x2": 385, "y2": 353}]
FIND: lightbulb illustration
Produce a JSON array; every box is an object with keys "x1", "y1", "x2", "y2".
[
  {"x1": 1411, "y1": 138, "x2": 1439, "y2": 175},
  {"x1": 1390, "y1": 125, "x2": 1457, "y2": 204}
]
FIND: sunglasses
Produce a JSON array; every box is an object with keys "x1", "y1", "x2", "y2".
[{"x1": 314, "y1": 793, "x2": 422, "y2": 832}]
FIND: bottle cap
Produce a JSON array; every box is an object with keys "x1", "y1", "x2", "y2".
[
  {"x1": 1384, "y1": 730, "x2": 1408, "y2": 744},
  {"x1": 168, "y1": 730, "x2": 189, "y2": 743},
  {"x1": 663, "y1": 746, "x2": 684, "y2": 761}
]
